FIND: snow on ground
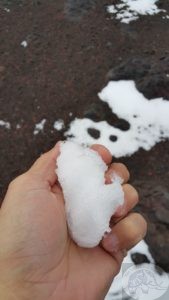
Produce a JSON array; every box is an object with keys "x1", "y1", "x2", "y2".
[
  {"x1": 21, "y1": 40, "x2": 28, "y2": 48},
  {"x1": 33, "y1": 118, "x2": 46, "y2": 135},
  {"x1": 66, "y1": 80, "x2": 169, "y2": 157},
  {"x1": 4, "y1": 7, "x2": 10, "y2": 13},
  {"x1": 107, "y1": 0, "x2": 166, "y2": 24},
  {"x1": 53, "y1": 119, "x2": 64, "y2": 131},
  {"x1": 16, "y1": 124, "x2": 21, "y2": 129},
  {"x1": 0, "y1": 120, "x2": 11, "y2": 129},
  {"x1": 105, "y1": 240, "x2": 169, "y2": 300}
]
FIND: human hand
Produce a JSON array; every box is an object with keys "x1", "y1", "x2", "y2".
[{"x1": 0, "y1": 142, "x2": 147, "y2": 300}]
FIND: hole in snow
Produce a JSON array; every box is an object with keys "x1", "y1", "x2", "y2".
[
  {"x1": 67, "y1": 134, "x2": 74, "y2": 139},
  {"x1": 87, "y1": 128, "x2": 100, "y2": 139},
  {"x1": 109, "y1": 135, "x2": 118, "y2": 142},
  {"x1": 131, "y1": 252, "x2": 150, "y2": 265}
]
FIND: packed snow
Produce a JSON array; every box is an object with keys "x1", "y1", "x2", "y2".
[
  {"x1": 56, "y1": 141, "x2": 124, "y2": 247},
  {"x1": 33, "y1": 118, "x2": 46, "y2": 135},
  {"x1": 0, "y1": 120, "x2": 11, "y2": 129},
  {"x1": 53, "y1": 119, "x2": 64, "y2": 131},
  {"x1": 66, "y1": 80, "x2": 169, "y2": 157},
  {"x1": 105, "y1": 240, "x2": 169, "y2": 300},
  {"x1": 107, "y1": 0, "x2": 166, "y2": 24}
]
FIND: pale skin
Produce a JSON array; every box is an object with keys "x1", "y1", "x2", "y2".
[{"x1": 0, "y1": 142, "x2": 147, "y2": 300}]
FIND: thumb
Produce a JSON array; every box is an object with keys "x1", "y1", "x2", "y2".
[{"x1": 29, "y1": 141, "x2": 61, "y2": 186}]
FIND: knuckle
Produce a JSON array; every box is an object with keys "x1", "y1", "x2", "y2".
[
  {"x1": 130, "y1": 213, "x2": 147, "y2": 240},
  {"x1": 112, "y1": 163, "x2": 130, "y2": 181},
  {"x1": 135, "y1": 213, "x2": 147, "y2": 235},
  {"x1": 123, "y1": 184, "x2": 139, "y2": 202},
  {"x1": 34, "y1": 153, "x2": 46, "y2": 165}
]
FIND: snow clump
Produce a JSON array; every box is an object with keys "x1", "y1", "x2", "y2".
[{"x1": 56, "y1": 141, "x2": 124, "y2": 248}]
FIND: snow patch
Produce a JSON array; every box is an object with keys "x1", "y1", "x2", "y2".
[
  {"x1": 33, "y1": 119, "x2": 46, "y2": 135},
  {"x1": 0, "y1": 120, "x2": 11, "y2": 129},
  {"x1": 53, "y1": 119, "x2": 64, "y2": 131},
  {"x1": 66, "y1": 80, "x2": 169, "y2": 157},
  {"x1": 4, "y1": 7, "x2": 10, "y2": 13},
  {"x1": 163, "y1": 15, "x2": 169, "y2": 20},
  {"x1": 105, "y1": 240, "x2": 169, "y2": 300},
  {"x1": 57, "y1": 141, "x2": 124, "y2": 247},
  {"x1": 21, "y1": 40, "x2": 28, "y2": 48},
  {"x1": 16, "y1": 124, "x2": 21, "y2": 129},
  {"x1": 107, "y1": 0, "x2": 166, "y2": 24}
]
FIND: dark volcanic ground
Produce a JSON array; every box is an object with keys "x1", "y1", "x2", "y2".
[{"x1": 0, "y1": 0, "x2": 169, "y2": 271}]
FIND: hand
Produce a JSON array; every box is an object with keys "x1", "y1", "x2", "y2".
[{"x1": 0, "y1": 142, "x2": 147, "y2": 300}]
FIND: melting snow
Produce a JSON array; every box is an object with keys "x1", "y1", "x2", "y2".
[
  {"x1": 66, "y1": 80, "x2": 169, "y2": 157},
  {"x1": 33, "y1": 118, "x2": 46, "y2": 135},
  {"x1": 107, "y1": 0, "x2": 166, "y2": 24}
]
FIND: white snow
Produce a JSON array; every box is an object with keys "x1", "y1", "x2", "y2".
[
  {"x1": 107, "y1": 0, "x2": 166, "y2": 24},
  {"x1": 33, "y1": 118, "x2": 46, "y2": 135},
  {"x1": 66, "y1": 80, "x2": 169, "y2": 157},
  {"x1": 16, "y1": 124, "x2": 21, "y2": 129},
  {"x1": 21, "y1": 40, "x2": 28, "y2": 48},
  {"x1": 0, "y1": 120, "x2": 11, "y2": 129},
  {"x1": 105, "y1": 240, "x2": 169, "y2": 300},
  {"x1": 4, "y1": 7, "x2": 10, "y2": 13},
  {"x1": 53, "y1": 119, "x2": 64, "y2": 131},
  {"x1": 163, "y1": 15, "x2": 169, "y2": 20},
  {"x1": 56, "y1": 141, "x2": 124, "y2": 248}
]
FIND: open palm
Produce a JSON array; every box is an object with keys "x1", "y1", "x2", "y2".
[{"x1": 0, "y1": 142, "x2": 146, "y2": 300}]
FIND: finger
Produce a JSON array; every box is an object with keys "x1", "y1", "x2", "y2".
[
  {"x1": 102, "y1": 213, "x2": 147, "y2": 255},
  {"x1": 105, "y1": 163, "x2": 130, "y2": 184},
  {"x1": 112, "y1": 184, "x2": 139, "y2": 219},
  {"x1": 51, "y1": 183, "x2": 62, "y2": 195},
  {"x1": 90, "y1": 144, "x2": 112, "y2": 165},
  {"x1": 28, "y1": 142, "x2": 61, "y2": 186}
]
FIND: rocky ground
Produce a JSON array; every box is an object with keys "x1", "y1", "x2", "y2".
[{"x1": 0, "y1": 0, "x2": 169, "y2": 271}]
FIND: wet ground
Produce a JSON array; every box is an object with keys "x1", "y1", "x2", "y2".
[{"x1": 0, "y1": 0, "x2": 169, "y2": 270}]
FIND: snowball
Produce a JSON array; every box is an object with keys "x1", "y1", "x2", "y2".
[{"x1": 56, "y1": 141, "x2": 124, "y2": 248}]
